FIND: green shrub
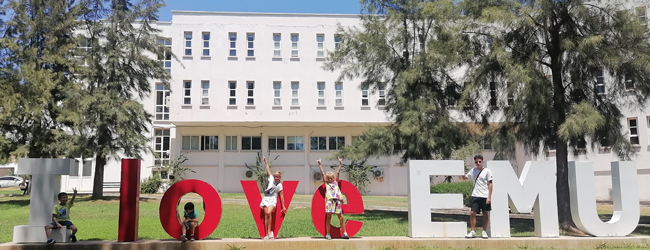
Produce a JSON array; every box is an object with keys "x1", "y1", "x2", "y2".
[
  {"x1": 430, "y1": 181, "x2": 473, "y2": 206},
  {"x1": 141, "y1": 174, "x2": 162, "y2": 194}
]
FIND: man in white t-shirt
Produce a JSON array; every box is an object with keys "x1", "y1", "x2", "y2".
[{"x1": 461, "y1": 155, "x2": 493, "y2": 239}]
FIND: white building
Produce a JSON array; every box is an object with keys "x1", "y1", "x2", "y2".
[{"x1": 60, "y1": 10, "x2": 650, "y2": 201}]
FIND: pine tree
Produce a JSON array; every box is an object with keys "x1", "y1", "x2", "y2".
[
  {"x1": 461, "y1": 0, "x2": 650, "y2": 232},
  {"x1": 325, "y1": 0, "x2": 473, "y2": 162},
  {"x1": 65, "y1": 0, "x2": 171, "y2": 199},
  {"x1": 0, "y1": 0, "x2": 83, "y2": 160}
]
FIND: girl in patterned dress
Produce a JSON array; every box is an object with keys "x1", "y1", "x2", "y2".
[{"x1": 318, "y1": 157, "x2": 349, "y2": 239}]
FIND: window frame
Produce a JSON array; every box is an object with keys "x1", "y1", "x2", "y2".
[
  {"x1": 273, "y1": 33, "x2": 281, "y2": 58},
  {"x1": 183, "y1": 80, "x2": 192, "y2": 105},
  {"x1": 201, "y1": 81, "x2": 210, "y2": 105},
  {"x1": 316, "y1": 34, "x2": 325, "y2": 58},
  {"x1": 273, "y1": 81, "x2": 281, "y2": 106},
  {"x1": 229, "y1": 32, "x2": 237, "y2": 57},
  {"x1": 247, "y1": 33, "x2": 255, "y2": 57},
  {"x1": 241, "y1": 136, "x2": 262, "y2": 151},
  {"x1": 202, "y1": 32, "x2": 210, "y2": 56},
  {"x1": 335, "y1": 82, "x2": 343, "y2": 107},
  {"x1": 184, "y1": 32, "x2": 192, "y2": 56},
  {"x1": 629, "y1": 118, "x2": 640, "y2": 145},
  {"x1": 229, "y1": 81, "x2": 237, "y2": 105},
  {"x1": 317, "y1": 82, "x2": 326, "y2": 106},
  {"x1": 247, "y1": 81, "x2": 255, "y2": 106},
  {"x1": 291, "y1": 34, "x2": 299, "y2": 57},
  {"x1": 291, "y1": 82, "x2": 300, "y2": 106}
]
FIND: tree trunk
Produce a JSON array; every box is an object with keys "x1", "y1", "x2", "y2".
[
  {"x1": 551, "y1": 48, "x2": 578, "y2": 232},
  {"x1": 91, "y1": 155, "x2": 106, "y2": 199}
]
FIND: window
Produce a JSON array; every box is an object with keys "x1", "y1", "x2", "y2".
[
  {"x1": 247, "y1": 33, "x2": 255, "y2": 57},
  {"x1": 334, "y1": 34, "x2": 341, "y2": 48},
  {"x1": 202, "y1": 136, "x2": 218, "y2": 150},
  {"x1": 361, "y1": 86, "x2": 369, "y2": 106},
  {"x1": 287, "y1": 136, "x2": 304, "y2": 150},
  {"x1": 268, "y1": 136, "x2": 285, "y2": 150},
  {"x1": 155, "y1": 83, "x2": 170, "y2": 120},
  {"x1": 229, "y1": 81, "x2": 237, "y2": 105},
  {"x1": 154, "y1": 129, "x2": 170, "y2": 166},
  {"x1": 329, "y1": 136, "x2": 345, "y2": 150},
  {"x1": 273, "y1": 34, "x2": 281, "y2": 57},
  {"x1": 291, "y1": 82, "x2": 299, "y2": 105},
  {"x1": 201, "y1": 81, "x2": 209, "y2": 105},
  {"x1": 184, "y1": 32, "x2": 192, "y2": 56},
  {"x1": 76, "y1": 37, "x2": 94, "y2": 66},
  {"x1": 202, "y1": 32, "x2": 210, "y2": 56},
  {"x1": 182, "y1": 135, "x2": 218, "y2": 151},
  {"x1": 548, "y1": 127, "x2": 557, "y2": 151},
  {"x1": 317, "y1": 82, "x2": 325, "y2": 106},
  {"x1": 273, "y1": 82, "x2": 281, "y2": 105},
  {"x1": 229, "y1": 32, "x2": 237, "y2": 57},
  {"x1": 158, "y1": 38, "x2": 172, "y2": 73},
  {"x1": 182, "y1": 136, "x2": 200, "y2": 150},
  {"x1": 576, "y1": 138, "x2": 586, "y2": 150},
  {"x1": 599, "y1": 136, "x2": 611, "y2": 148},
  {"x1": 291, "y1": 34, "x2": 299, "y2": 57},
  {"x1": 629, "y1": 118, "x2": 639, "y2": 145},
  {"x1": 335, "y1": 82, "x2": 343, "y2": 106},
  {"x1": 226, "y1": 136, "x2": 238, "y2": 150},
  {"x1": 489, "y1": 81, "x2": 497, "y2": 107},
  {"x1": 317, "y1": 34, "x2": 325, "y2": 58},
  {"x1": 378, "y1": 85, "x2": 386, "y2": 106},
  {"x1": 445, "y1": 84, "x2": 456, "y2": 108},
  {"x1": 247, "y1": 81, "x2": 255, "y2": 105},
  {"x1": 82, "y1": 160, "x2": 92, "y2": 177},
  {"x1": 310, "y1": 136, "x2": 327, "y2": 150},
  {"x1": 596, "y1": 69, "x2": 605, "y2": 95},
  {"x1": 241, "y1": 136, "x2": 262, "y2": 150},
  {"x1": 507, "y1": 82, "x2": 514, "y2": 106},
  {"x1": 637, "y1": 6, "x2": 647, "y2": 27},
  {"x1": 183, "y1": 81, "x2": 191, "y2": 105},
  {"x1": 625, "y1": 78, "x2": 635, "y2": 91}
]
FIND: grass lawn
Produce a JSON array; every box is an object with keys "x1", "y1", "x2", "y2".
[
  {"x1": 0, "y1": 194, "x2": 649, "y2": 244},
  {"x1": 0, "y1": 187, "x2": 22, "y2": 195}
]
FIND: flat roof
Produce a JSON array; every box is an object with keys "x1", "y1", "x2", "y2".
[{"x1": 171, "y1": 10, "x2": 362, "y2": 18}]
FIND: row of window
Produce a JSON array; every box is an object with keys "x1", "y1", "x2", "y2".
[
  {"x1": 160, "y1": 81, "x2": 385, "y2": 108},
  {"x1": 180, "y1": 135, "x2": 348, "y2": 151},
  {"x1": 180, "y1": 32, "x2": 341, "y2": 58}
]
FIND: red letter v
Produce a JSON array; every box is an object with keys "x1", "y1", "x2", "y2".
[{"x1": 241, "y1": 180, "x2": 298, "y2": 238}]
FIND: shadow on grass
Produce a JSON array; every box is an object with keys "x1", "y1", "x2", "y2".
[{"x1": 359, "y1": 210, "x2": 409, "y2": 223}]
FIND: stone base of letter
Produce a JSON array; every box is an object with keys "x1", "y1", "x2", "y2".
[{"x1": 12, "y1": 225, "x2": 69, "y2": 243}]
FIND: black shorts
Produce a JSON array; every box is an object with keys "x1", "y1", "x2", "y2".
[{"x1": 470, "y1": 197, "x2": 491, "y2": 213}]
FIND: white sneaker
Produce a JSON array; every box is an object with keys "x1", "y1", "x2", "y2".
[
  {"x1": 263, "y1": 235, "x2": 270, "y2": 240},
  {"x1": 465, "y1": 231, "x2": 476, "y2": 238},
  {"x1": 482, "y1": 231, "x2": 489, "y2": 239},
  {"x1": 269, "y1": 232, "x2": 274, "y2": 239}
]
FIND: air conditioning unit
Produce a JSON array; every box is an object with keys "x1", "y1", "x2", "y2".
[
  {"x1": 313, "y1": 172, "x2": 322, "y2": 182},
  {"x1": 244, "y1": 169, "x2": 255, "y2": 179},
  {"x1": 372, "y1": 167, "x2": 386, "y2": 178}
]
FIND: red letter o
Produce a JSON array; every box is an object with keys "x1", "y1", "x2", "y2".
[
  {"x1": 311, "y1": 180, "x2": 364, "y2": 238},
  {"x1": 159, "y1": 179, "x2": 222, "y2": 240}
]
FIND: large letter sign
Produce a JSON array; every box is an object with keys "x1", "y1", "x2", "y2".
[
  {"x1": 241, "y1": 180, "x2": 299, "y2": 238},
  {"x1": 13, "y1": 158, "x2": 75, "y2": 243},
  {"x1": 311, "y1": 180, "x2": 364, "y2": 238},
  {"x1": 569, "y1": 161, "x2": 639, "y2": 236},
  {"x1": 159, "y1": 179, "x2": 222, "y2": 240},
  {"x1": 490, "y1": 161, "x2": 559, "y2": 238},
  {"x1": 407, "y1": 160, "x2": 466, "y2": 237},
  {"x1": 118, "y1": 159, "x2": 141, "y2": 242}
]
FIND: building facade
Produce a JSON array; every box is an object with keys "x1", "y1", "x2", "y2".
[{"x1": 61, "y1": 10, "x2": 650, "y2": 201}]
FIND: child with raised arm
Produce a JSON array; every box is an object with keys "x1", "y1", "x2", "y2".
[
  {"x1": 259, "y1": 156, "x2": 287, "y2": 240},
  {"x1": 45, "y1": 188, "x2": 78, "y2": 245},
  {"x1": 318, "y1": 157, "x2": 349, "y2": 240}
]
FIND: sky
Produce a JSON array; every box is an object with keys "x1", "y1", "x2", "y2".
[{"x1": 157, "y1": 0, "x2": 363, "y2": 21}]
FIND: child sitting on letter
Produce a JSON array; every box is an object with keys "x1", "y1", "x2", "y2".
[
  {"x1": 180, "y1": 202, "x2": 199, "y2": 242},
  {"x1": 45, "y1": 188, "x2": 78, "y2": 245}
]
